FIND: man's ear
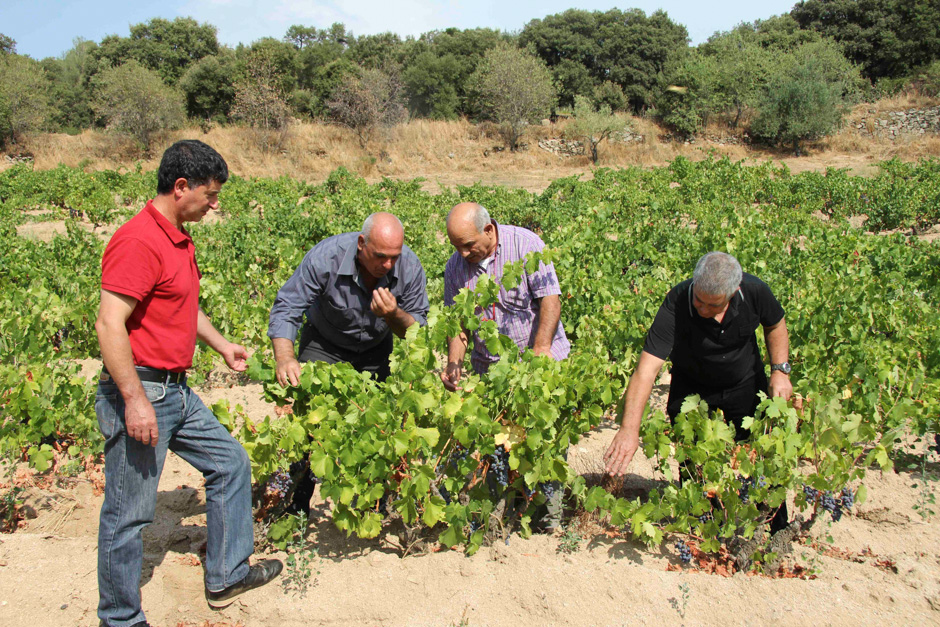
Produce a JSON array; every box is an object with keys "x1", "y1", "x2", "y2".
[
  {"x1": 357, "y1": 234, "x2": 366, "y2": 251},
  {"x1": 173, "y1": 177, "x2": 189, "y2": 199}
]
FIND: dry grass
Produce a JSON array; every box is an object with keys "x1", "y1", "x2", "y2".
[{"x1": 6, "y1": 106, "x2": 940, "y2": 193}]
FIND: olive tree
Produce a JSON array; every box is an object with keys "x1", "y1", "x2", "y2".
[
  {"x1": 327, "y1": 67, "x2": 407, "y2": 146},
  {"x1": 564, "y1": 95, "x2": 630, "y2": 164},
  {"x1": 0, "y1": 54, "x2": 51, "y2": 146},
  {"x1": 93, "y1": 60, "x2": 185, "y2": 149},
  {"x1": 470, "y1": 43, "x2": 554, "y2": 151}
]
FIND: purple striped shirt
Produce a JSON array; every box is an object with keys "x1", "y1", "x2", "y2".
[{"x1": 444, "y1": 222, "x2": 570, "y2": 373}]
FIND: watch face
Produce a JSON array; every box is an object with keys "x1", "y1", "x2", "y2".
[{"x1": 774, "y1": 362, "x2": 791, "y2": 374}]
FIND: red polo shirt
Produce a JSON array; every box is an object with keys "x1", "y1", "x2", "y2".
[{"x1": 101, "y1": 201, "x2": 201, "y2": 371}]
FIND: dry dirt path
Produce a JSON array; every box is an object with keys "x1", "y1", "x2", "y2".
[{"x1": 1, "y1": 377, "x2": 938, "y2": 627}]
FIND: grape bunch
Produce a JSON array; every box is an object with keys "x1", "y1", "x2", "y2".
[
  {"x1": 737, "y1": 475, "x2": 755, "y2": 504},
  {"x1": 840, "y1": 486, "x2": 854, "y2": 510},
  {"x1": 541, "y1": 482, "x2": 557, "y2": 501},
  {"x1": 675, "y1": 539, "x2": 693, "y2": 563},
  {"x1": 932, "y1": 433, "x2": 940, "y2": 456},
  {"x1": 820, "y1": 490, "x2": 843, "y2": 521},
  {"x1": 697, "y1": 511, "x2": 713, "y2": 524},
  {"x1": 802, "y1": 484, "x2": 819, "y2": 502},
  {"x1": 266, "y1": 470, "x2": 292, "y2": 498},
  {"x1": 489, "y1": 445, "x2": 509, "y2": 488}
]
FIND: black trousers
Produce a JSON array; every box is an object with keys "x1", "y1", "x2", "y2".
[
  {"x1": 290, "y1": 324, "x2": 393, "y2": 514},
  {"x1": 666, "y1": 371, "x2": 767, "y2": 441},
  {"x1": 667, "y1": 370, "x2": 788, "y2": 533},
  {"x1": 297, "y1": 323, "x2": 393, "y2": 383}
]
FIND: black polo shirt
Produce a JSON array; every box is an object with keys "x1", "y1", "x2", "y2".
[{"x1": 643, "y1": 273, "x2": 785, "y2": 390}]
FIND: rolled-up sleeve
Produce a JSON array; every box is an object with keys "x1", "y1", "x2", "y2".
[{"x1": 267, "y1": 248, "x2": 324, "y2": 341}]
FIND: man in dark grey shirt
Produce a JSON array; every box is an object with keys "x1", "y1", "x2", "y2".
[
  {"x1": 268, "y1": 212, "x2": 429, "y2": 515},
  {"x1": 268, "y1": 212, "x2": 429, "y2": 384}
]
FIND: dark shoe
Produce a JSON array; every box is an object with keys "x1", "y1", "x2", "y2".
[{"x1": 205, "y1": 559, "x2": 284, "y2": 609}]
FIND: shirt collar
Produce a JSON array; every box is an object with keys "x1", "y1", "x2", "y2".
[
  {"x1": 144, "y1": 201, "x2": 192, "y2": 245},
  {"x1": 688, "y1": 282, "x2": 742, "y2": 322}
]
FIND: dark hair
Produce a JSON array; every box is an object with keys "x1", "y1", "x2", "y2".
[{"x1": 156, "y1": 140, "x2": 229, "y2": 194}]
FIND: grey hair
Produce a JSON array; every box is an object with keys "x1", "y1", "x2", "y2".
[
  {"x1": 447, "y1": 203, "x2": 491, "y2": 233},
  {"x1": 692, "y1": 252, "x2": 742, "y2": 299},
  {"x1": 361, "y1": 212, "x2": 403, "y2": 244}
]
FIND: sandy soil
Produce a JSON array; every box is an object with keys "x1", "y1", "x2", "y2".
[{"x1": 1, "y1": 369, "x2": 938, "y2": 627}]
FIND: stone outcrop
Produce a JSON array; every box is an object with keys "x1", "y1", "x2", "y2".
[
  {"x1": 854, "y1": 106, "x2": 940, "y2": 139},
  {"x1": 537, "y1": 130, "x2": 645, "y2": 157}
]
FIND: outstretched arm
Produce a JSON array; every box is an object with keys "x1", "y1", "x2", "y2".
[
  {"x1": 603, "y1": 351, "x2": 666, "y2": 476},
  {"x1": 441, "y1": 331, "x2": 470, "y2": 392},
  {"x1": 197, "y1": 309, "x2": 248, "y2": 372}
]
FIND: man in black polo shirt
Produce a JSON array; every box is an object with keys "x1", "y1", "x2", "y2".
[{"x1": 604, "y1": 251, "x2": 793, "y2": 477}]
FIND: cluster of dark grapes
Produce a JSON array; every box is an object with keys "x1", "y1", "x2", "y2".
[
  {"x1": 266, "y1": 470, "x2": 292, "y2": 498},
  {"x1": 840, "y1": 486, "x2": 855, "y2": 510},
  {"x1": 932, "y1": 433, "x2": 940, "y2": 456},
  {"x1": 803, "y1": 484, "x2": 854, "y2": 522},
  {"x1": 697, "y1": 511, "x2": 713, "y2": 524},
  {"x1": 675, "y1": 539, "x2": 692, "y2": 563},
  {"x1": 51, "y1": 326, "x2": 71, "y2": 350},
  {"x1": 541, "y1": 482, "x2": 557, "y2": 501},
  {"x1": 737, "y1": 475, "x2": 754, "y2": 504},
  {"x1": 820, "y1": 491, "x2": 841, "y2": 521},
  {"x1": 489, "y1": 445, "x2": 509, "y2": 488}
]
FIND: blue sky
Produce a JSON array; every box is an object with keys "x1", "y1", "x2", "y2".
[{"x1": 2, "y1": 0, "x2": 799, "y2": 60}]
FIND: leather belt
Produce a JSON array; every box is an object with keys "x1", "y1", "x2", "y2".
[{"x1": 101, "y1": 366, "x2": 187, "y2": 385}]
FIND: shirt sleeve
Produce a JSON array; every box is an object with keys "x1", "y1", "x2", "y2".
[
  {"x1": 520, "y1": 231, "x2": 561, "y2": 299},
  {"x1": 752, "y1": 277, "x2": 785, "y2": 327},
  {"x1": 399, "y1": 255, "x2": 430, "y2": 327},
  {"x1": 443, "y1": 255, "x2": 459, "y2": 307},
  {"x1": 267, "y1": 246, "x2": 325, "y2": 341},
  {"x1": 643, "y1": 293, "x2": 677, "y2": 361},
  {"x1": 101, "y1": 236, "x2": 160, "y2": 301}
]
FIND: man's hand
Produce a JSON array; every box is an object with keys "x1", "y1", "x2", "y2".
[
  {"x1": 440, "y1": 362, "x2": 463, "y2": 392},
  {"x1": 276, "y1": 356, "x2": 301, "y2": 387},
  {"x1": 532, "y1": 344, "x2": 552, "y2": 357},
  {"x1": 125, "y1": 396, "x2": 159, "y2": 447},
  {"x1": 769, "y1": 371, "x2": 793, "y2": 400},
  {"x1": 604, "y1": 429, "x2": 639, "y2": 476},
  {"x1": 220, "y1": 342, "x2": 249, "y2": 372},
  {"x1": 371, "y1": 287, "x2": 398, "y2": 318}
]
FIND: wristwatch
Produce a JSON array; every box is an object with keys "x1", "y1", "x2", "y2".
[{"x1": 770, "y1": 362, "x2": 791, "y2": 375}]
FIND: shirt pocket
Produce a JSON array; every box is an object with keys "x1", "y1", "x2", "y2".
[
  {"x1": 500, "y1": 280, "x2": 532, "y2": 312},
  {"x1": 320, "y1": 294, "x2": 359, "y2": 330}
]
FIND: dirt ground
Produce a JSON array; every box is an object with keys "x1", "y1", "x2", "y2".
[
  {"x1": 1, "y1": 364, "x2": 938, "y2": 627},
  {"x1": 3, "y1": 142, "x2": 940, "y2": 625}
]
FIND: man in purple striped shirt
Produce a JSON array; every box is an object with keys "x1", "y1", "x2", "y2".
[
  {"x1": 441, "y1": 202, "x2": 570, "y2": 388},
  {"x1": 441, "y1": 202, "x2": 570, "y2": 532}
]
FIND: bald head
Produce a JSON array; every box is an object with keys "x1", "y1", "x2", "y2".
[
  {"x1": 447, "y1": 202, "x2": 497, "y2": 264},
  {"x1": 447, "y1": 202, "x2": 490, "y2": 234},
  {"x1": 362, "y1": 212, "x2": 404, "y2": 246}
]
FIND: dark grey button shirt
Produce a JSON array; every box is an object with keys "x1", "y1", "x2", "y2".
[{"x1": 268, "y1": 232, "x2": 429, "y2": 353}]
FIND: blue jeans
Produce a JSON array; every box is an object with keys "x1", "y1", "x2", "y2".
[{"x1": 96, "y1": 379, "x2": 254, "y2": 627}]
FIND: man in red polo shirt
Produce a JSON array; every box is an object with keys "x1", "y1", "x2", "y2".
[{"x1": 94, "y1": 140, "x2": 281, "y2": 627}]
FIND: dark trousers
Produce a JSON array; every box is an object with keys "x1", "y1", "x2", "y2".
[
  {"x1": 667, "y1": 371, "x2": 788, "y2": 533},
  {"x1": 297, "y1": 324, "x2": 393, "y2": 383},
  {"x1": 666, "y1": 371, "x2": 767, "y2": 441},
  {"x1": 290, "y1": 324, "x2": 393, "y2": 513}
]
